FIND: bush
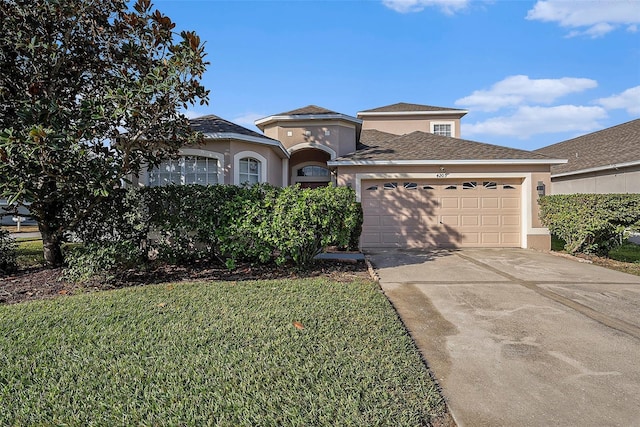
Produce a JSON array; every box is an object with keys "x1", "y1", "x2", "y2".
[
  {"x1": 69, "y1": 184, "x2": 364, "y2": 276},
  {"x1": 0, "y1": 229, "x2": 17, "y2": 275},
  {"x1": 63, "y1": 240, "x2": 146, "y2": 283},
  {"x1": 539, "y1": 194, "x2": 640, "y2": 254}
]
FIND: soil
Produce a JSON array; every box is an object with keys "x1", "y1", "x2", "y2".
[
  {"x1": 575, "y1": 254, "x2": 640, "y2": 276},
  {"x1": 1, "y1": 259, "x2": 371, "y2": 305}
]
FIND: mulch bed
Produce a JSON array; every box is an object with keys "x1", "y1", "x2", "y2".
[{"x1": 1, "y1": 259, "x2": 371, "y2": 305}]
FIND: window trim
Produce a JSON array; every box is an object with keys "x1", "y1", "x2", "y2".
[
  {"x1": 430, "y1": 120, "x2": 456, "y2": 137},
  {"x1": 233, "y1": 151, "x2": 267, "y2": 185}
]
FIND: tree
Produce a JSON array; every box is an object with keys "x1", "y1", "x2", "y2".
[{"x1": 0, "y1": 0, "x2": 209, "y2": 266}]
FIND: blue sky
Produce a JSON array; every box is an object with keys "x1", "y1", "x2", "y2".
[{"x1": 155, "y1": 0, "x2": 640, "y2": 151}]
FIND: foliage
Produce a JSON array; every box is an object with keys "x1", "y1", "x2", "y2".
[
  {"x1": 0, "y1": 229, "x2": 17, "y2": 275},
  {"x1": 70, "y1": 184, "x2": 363, "y2": 277},
  {"x1": 63, "y1": 241, "x2": 146, "y2": 283},
  {"x1": 269, "y1": 185, "x2": 362, "y2": 267},
  {"x1": 539, "y1": 194, "x2": 640, "y2": 254},
  {"x1": 0, "y1": 0, "x2": 209, "y2": 266},
  {"x1": 0, "y1": 279, "x2": 446, "y2": 425},
  {"x1": 608, "y1": 241, "x2": 640, "y2": 264}
]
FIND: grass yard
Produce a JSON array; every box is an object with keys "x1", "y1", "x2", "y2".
[
  {"x1": 608, "y1": 241, "x2": 640, "y2": 263},
  {"x1": 14, "y1": 239, "x2": 44, "y2": 268},
  {"x1": 0, "y1": 278, "x2": 447, "y2": 426}
]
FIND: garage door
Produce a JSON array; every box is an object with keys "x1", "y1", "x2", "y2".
[{"x1": 361, "y1": 179, "x2": 521, "y2": 248}]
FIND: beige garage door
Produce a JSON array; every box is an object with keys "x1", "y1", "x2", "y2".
[{"x1": 361, "y1": 179, "x2": 521, "y2": 248}]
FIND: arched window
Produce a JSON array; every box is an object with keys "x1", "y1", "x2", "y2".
[
  {"x1": 239, "y1": 157, "x2": 262, "y2": 185},
  {"x1": 149, "y1": 155, "x2": 218, "y2": 187},
  {"x1": 297, "y1": 165, "x2": 330, "y2": 177}
]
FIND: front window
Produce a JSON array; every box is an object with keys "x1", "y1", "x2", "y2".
[
  {"x1": 432, "y1": 124, "x2": 452, "y2": 137},
  {"x1": 239, "y1": 157, "x2": 261, "y2": 184},
  {"x1": 149, "y1": 155, "x2": 218, "y2": 186}
]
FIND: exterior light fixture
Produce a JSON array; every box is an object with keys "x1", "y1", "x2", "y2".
[{"x1": 536, "y1": 181, "x2": 546, "y2": 196}]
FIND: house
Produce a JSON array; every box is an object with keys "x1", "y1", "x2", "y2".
[
  {"x1": 142, "y1": 103, "x2": 566, "y2": 250},
  {"x1": 534, "y1": 119, "x2": 640, "y2": 194}
]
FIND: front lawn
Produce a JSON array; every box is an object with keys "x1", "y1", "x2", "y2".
[
  {"x1": 0, "y1": 278, "x2": 447, "y2": 426},
  {"x1": 14, "y1": 238, "x2": 44, "y2": 268}
]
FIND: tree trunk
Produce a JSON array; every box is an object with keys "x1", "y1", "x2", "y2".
[{"x1": 39, "y1": 222, "x2": 64, "y2": 267}]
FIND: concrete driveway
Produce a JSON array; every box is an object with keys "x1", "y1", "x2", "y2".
[{"x1": 367, "y1": 248, "x2": 640, "y2": 427}]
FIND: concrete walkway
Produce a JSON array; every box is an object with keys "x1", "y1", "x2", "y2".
[{"x1": 367, "y1": 248, "x2": 640, "y2": 427}]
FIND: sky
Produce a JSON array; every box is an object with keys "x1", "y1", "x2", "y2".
[{"x1": 155, "y1": 0, "x2": 640, "y2": 151}]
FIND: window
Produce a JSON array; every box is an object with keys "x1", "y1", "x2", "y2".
[
  {"x1": 383, "y1": 182, "x2": 398, "y2": 190},
  {"x1": 404, "y1": 182, "x2": 418, "y2": 190},
  {"x1": 431, "y1": 121, "x2": 455, "y2": 137},
  {"x1": 149, "y1": 156, "x2": 218, "y2": 187},
  {"x1": 483, "y1": 181, "x2": 498, "y2": 189},
  {"x1": 444, "y1": 185, "x2": 457, "y2": 190},
  {"x1": 503, "y1": 185, "x2": 516, "y2": 190},
  {"x1": 462, "y1": 181, "x2": 477, "y2": 190},
  {"x1": 297, "y1": 165, "x2": 330, "y2": 177},
  {"x1": 239, "y1": 157, "x2": 261, "y2": 185},
  {"x1": 366, "y1": 185, "x2": 378, "y2": 191},
  {"x1": 422, "y1": 185, "x2": 435, "y2": 190}
]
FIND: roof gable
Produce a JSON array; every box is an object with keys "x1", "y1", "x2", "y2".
[{"x1": 535, "y1": 119, "x2": 640, "y2": 175}]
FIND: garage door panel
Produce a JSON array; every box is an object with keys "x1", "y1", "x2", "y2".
[
  {"x1": 502, "y1": 233, "x2": 520, "y2": 245},
  {"x1": 481, "y1": 233, "x2": 500, "y2": 244},
  {"x1": 441, "y1": 197, "x2": 459, "y2": 209},
  {"x1": 482, "y1": 215, "x2": 500, "y2": 226},
  {"x1": 461, "y1": 198, "x2": 479, "y2": 209},
  {"x1": 461, "y1": 215, "x2": 479, "y2": 226},
  {"x1": 462, "y1": 232, "x2": 480, "y2": 244},
  {"x1": 503, "y1": 215, "x2": 520, "y2": 226},
  {"x1": 440, "y1": 215, "x2": 459, "y2": 226},
  {"x1": 502, "y1": 198, "x2": 520, "y2": 209},
  {"x1": 482, "y1": 198, "x2": 499, "y2": 209}
]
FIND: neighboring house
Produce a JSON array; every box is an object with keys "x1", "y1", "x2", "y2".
[
  {"x1": 535, "y1": 119, "x2": 640, "y2": 194},
  {"x1": 142, "y1": 103, "x2": 566, "y2": 251}
]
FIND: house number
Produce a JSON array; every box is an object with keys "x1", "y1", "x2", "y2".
[{"x1": 436, "y1": 173, "x2": 449, "y2": 178}]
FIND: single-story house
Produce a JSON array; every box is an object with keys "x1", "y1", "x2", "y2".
[
  {"x1": 535, "y1": 119, "x2": 640, "y2": 194},
  {"x1": 141, "y1": 102, "x2": 566, "y2": 250}
]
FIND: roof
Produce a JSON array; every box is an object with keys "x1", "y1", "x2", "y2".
[
  {"x1": 329, "y1": 130, "x2": 562, "y2": 164},
  {"x1": 358, "y1": 102, "x2": 467, "y2": 114},
  {"x1": 275, "y1": 105, "x2": 339, "y2": 116},
  {"x1": 189, "y1": 115, "x2": 288, "y2": 158},
  {"x1": 534, "y1": 119, "x2": 640, "y2": 176},
  {"x1": 255, "y1": 105, "x2": 362, "y2": 130}
]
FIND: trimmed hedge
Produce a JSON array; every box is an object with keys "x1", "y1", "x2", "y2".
[
  {"x1": 539, "y1": 194, "x2": 640, "y2": 254},
  {"x1": 65, "y1": 184, "x2": 362, "y2": 279}
]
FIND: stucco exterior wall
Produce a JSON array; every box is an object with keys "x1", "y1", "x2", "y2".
[
  {"x1": 229, "y1": 140, "x2": 285, "y2": 187},
  {"x1": 360, "y1": 114, "x2": 462, "y2": 137},
  {"x1": 551, "y1": 165, "x2": 640, "y2": 194},
  {"x1": 262, "y1": 121, "x2": 357, "y2": 157},
  {"x1": 334, "y1": 163, "x2": 552, "y2": 250}
]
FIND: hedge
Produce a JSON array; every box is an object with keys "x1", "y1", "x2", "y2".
[
  {"x1": 64, "y1": 184, "x2": 363, "y2": 279},
  {"x1": 538, "y1": 194, "x2": 640, "y2": 254}
]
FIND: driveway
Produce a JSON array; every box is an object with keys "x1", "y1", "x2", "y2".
[{"x1": 367, "y1": 248, "x2": 640, "y2": 427}]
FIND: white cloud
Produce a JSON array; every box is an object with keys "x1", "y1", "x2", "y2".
[
  {"x1": 382, "y1": 0, "x2": 469, "y2": 15},
  {"x1": 463, "y1": 105, "x2": 607, "y2": 138},
  {"x1": 526, "y1": 0, "x2": 640, "y2": 38},
  {"x1": 596, "y1": 86, "x2": 640, "y2": 115},
  {"x1": 455, "y1": 75, "x2": 598, "y2": 112},
  {"x1": 232, "y1": 112, "x2": 266, "y2": 128}
]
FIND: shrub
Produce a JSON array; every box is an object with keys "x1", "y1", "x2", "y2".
[
  {"x1": 539, "y1": 194, "x2": 640, "y2": 254},
  {"x1": 63, "y1": 240, "x2": 146, "y2": 283},
  {"x1": 0, "y1": 229, "x2": 17, "y2": 275}
]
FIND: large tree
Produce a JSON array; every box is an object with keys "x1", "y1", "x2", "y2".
[{"x1": 0, "y1": 0, "x2": 209, "y2": 266}]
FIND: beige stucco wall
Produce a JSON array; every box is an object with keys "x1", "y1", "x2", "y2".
[
  {"x1": 360, "y1": 114, "x2": 463, "y2": 137},
  {"x1": 550, "y1": 165, "x2": 640, "y2": 194},
  {"x1": 334, "y1": 163, "x2": 553, "y2": 250},
  {"x1": 262, "y1": 121, "x2": 358, "y2": 157}
]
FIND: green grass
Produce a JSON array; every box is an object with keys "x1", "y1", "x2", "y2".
[
  {"x1": 608, "y1": 241, "x2": 640, "y2": 263},
  {"x1": 0, "y1": 279, "x2": 446, "y2": 426},
  {"x1": 15, "y1": 239, "x2": 44, "y2": 268}
]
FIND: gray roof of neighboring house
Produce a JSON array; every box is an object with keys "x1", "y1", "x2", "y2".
[
  {"x1": 334, "y1": 129, "x2": 555, "y2": 162},
  {"x1": 190, "y1": 114, "x2": 278, "y2": 141},
  {"x1": 358, "y1": 102, "x2": 466, "y2": 113},
  {"x1": 534, "y1": 119, "x2": 640, "y2": 176},
  {"x1": 275, "y1": 105, "x2": 340, "y2": 116}
]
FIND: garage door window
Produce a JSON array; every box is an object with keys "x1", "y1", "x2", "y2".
[
  {"x1": 463, "y1": 181, "x2": 477, "y2": 190},
  {"x1": 383, "y1": 182, "x2": 397, "y2": 190},
  {"x1": 484, "y1": 181, "x2": 498, "y2": 189},
  {"x1": 404, "y1": 182, "x2": 418, "y2": 190},
  {"x1": 366, "y1": 185, "x2": 379, "y2": 191},
  {"x1": 445, "y1": 185, "x2": 457, "y2": 190}
]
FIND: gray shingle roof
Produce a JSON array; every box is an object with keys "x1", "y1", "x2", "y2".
[
  {"x1": 534, "y1": 119, "x2": 640, "y2": 175},
  {"x1": 336, "y1": 130, "x2": 554, "y2": 162},
  {"x1": 190, "y1": 115, "x2": 277, "y2": 141},
  {"x1": 359, "y1": 102, "x2": 466, "y2": 113},
  {"x1": 276, "y1": 105, "x2": 339, "y2": 116}
]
